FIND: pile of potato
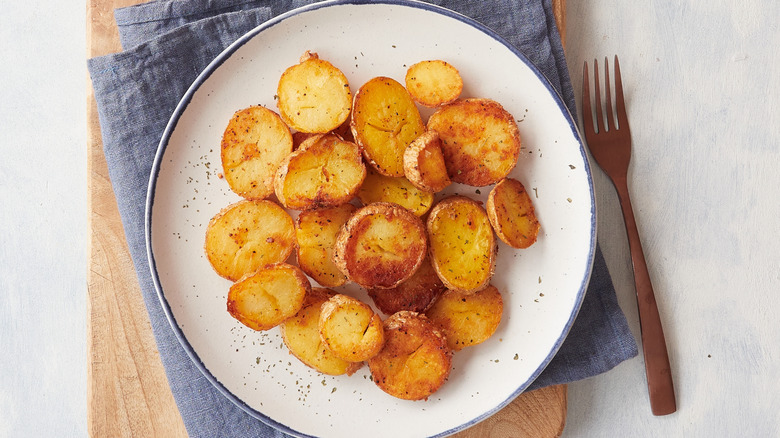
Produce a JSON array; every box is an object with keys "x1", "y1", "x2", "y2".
[{"x1": 205, "y1": 52, "x2": 540, "y2": 401}]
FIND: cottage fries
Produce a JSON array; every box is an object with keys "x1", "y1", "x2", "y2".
[{"x1": 205, "y1": 52, "x2": 541, "y2": 401}]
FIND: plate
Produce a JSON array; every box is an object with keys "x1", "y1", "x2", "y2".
[{"x1": 146, "y1": 1, "x2": 595, "y2": 437}]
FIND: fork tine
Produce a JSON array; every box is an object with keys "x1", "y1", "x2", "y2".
[
  {"x1": 604, "y1": 57, "x2": 613, "y2": 132},
  {"x1": 614, "y1": 55, "x2": 630, "y2": 133},
  {"x1": 581, "y1": 61, "x2": 595, "y2": 139},
  {"x1": 593, "y1": 59, "x2": 604, "y2": 134}
]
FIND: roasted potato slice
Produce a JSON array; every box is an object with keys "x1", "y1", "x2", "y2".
[
  {"x1": 486, "y1": 178, "x2": 540, "y2": 249},
  {"x1": 319, "y1": 294, "x2": 385, "y2": 362},
  {"x1": 402, "y1": 130, "x2": 451, "y2": 193},
  {"x1": 333, "y1": 202, "x2": 427, "y2": 289},
  {"x1": 351, "y1": 76, "x2": 425, "y2": 177},
  {"x1": 427, "y1": 98, "x2": 521, "y2": 186},
  {"x1": 295, "y1": 204, "x2": 357, "y2": 287},
  {"x1": 368, "y1": 257, "x2": 447, "y2": 315},
  {"x1": 220, "y1": 106, "x2": 293, "y2": 200},
  {"x1": 275, "y1": 133, "x2": 366, "y2": 210},
  {"x1": 280, "y1": 288, "x2": 363, "y2": 375},
  {"x1": 277, "y1": 51, "x2": 352, "y2": 134},
  {"x1": 405, "y1": 60, "x2": 463, "y2": 107},
  {"x1": 367, "y1": 311, "x2": 452, "y2": 401},
  {"x1": 205, "y1": 200, "x2": 295, "y2": 281},
  {"x1": 486, "y1": 178, "x2": 540, "y2": 248},
  {"x1": 356, "y1": 168, "x2": 434, "y2": 217},
  {"x1": 367, "y1": 256, "x2": 445, "y2": 315},
  {"x1": 425, "y1": 284, "x2": 503, "y2": 351},
  {"x1": 227, "y1": 263, "x2": 310, "y2": 331},
  {"x1": 427, "y1": 196, "x2": 496, "y2": 293}
]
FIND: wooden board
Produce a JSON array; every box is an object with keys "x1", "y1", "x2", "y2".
[{"x1": 87, "y1": 1, "x2": 567, "y2": 436}]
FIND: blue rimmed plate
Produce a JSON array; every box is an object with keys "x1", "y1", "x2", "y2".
[{"x1": 146, "y1": 1, "x2": 594, "y2": 437}]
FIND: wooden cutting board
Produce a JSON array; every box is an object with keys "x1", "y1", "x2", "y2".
[{"x1": 87, "y1": 1, "x2": 568, "y2": 436}]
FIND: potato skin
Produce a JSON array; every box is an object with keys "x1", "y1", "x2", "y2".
[
  {"x1": 367, "y1": 311, "x2": 452, "y2": 401},
  {"x1": 204, "y1": 200, "x2": 295, "y2": 281},
  {"x1": 295, "y1": 204, "x2": 357, "y2": 287},
  {"x1": 486, "y1": 178, "x2": 540, "y2": 249},
  {"x1": 402, "y1": 130, "x2": 451, "y2": 193},
  {"x1": 427, "y1": 98, "x2": 521, "y2": 186},
  {"x1": 405, "y1": 60, "x2": 463, "y2": 108},
  {"x1": 227, "y1": 263, "x2": 310, "y2": 331},
  {"x1": 426, "y1": 196, "x2": 496, "y2": 294},
  {"x1": 220, "y1": 106, "x2": 293, "y2": 200},
  {"x1": 319, "y1": 294, "x2": 385, "y2": 362},
  {"x1": 274, "y1": 133, "x2": 366, "y2": 210},
  {"x1": 280, "y1": 288, "x2": 363, "y2": 376},
  {"x1": 367, "y1": 257, "x2": 445, "y2": 315},
  {"x1": 277, "y1": 52, "x2": 352, "y2": 134},
  {"x1": 425, "y1": 284, "x2": 503, "y2": 351},
  {"x1": 351, "y1": 76, "x2": 425, "y2": 177},
  {"x1": 333, "y1": 202, "x2": 427, "y2": 289}
]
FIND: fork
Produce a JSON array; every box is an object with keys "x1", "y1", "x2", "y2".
[{"x1": 582, "y1": 56, "x2": 677, "y2": 416}]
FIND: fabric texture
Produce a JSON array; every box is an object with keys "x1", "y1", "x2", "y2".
[{"x1": 88, "y1": 1, "x2": 638, "y2": 436}]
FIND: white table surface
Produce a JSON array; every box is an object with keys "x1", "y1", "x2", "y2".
[{"x1": 1, "y1": 1, "x2": 777, "y2": 437}]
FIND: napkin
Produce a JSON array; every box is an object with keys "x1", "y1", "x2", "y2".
[{"x1": 88, "y1": 1, "x2": 638, "y2": 436}]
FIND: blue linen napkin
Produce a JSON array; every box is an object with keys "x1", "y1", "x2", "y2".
[{"x1": 88, "y1": 1, "x2": 638, "y2": 436}]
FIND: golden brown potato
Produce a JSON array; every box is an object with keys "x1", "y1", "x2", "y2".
[
  {"x1": 367, "y1": 311, "x2": 452, "y2": 401},
  {"x1": 356, "y1": 168, "x2": 434, "y2": 217},
  {"x1": 295, "y1": 204, "x2": 357, "y2": 287},
  {"x1": 227, "y1": 263, "x2": 310, "y2": 331},
  {"x1": 333, "y1": 202, "x2": 427, "y2": 289},
  {"x1": 204, "y1": 200, "x2": 295, "y2": 281},
  {"x1": 425, "y1": 284, "x2": 503, "y2": 351},
  {"x1": 274, "y1": 133, "x2": 366, "y2": 210},
  {"x1": 277, "y1": 51, "x2": 352, "y2": 134},
  {"x1": 351, "y1": 76, "x2": 425, "y2": 177},
  {"x1": 486, "y1": 178, "x2": 540, "y2": 249},
  {"x1": 426, "y1": 196, "x2": 496, "y2": 293},
  {"x1": 367, "y1": 257, "x2": 445, "y2": 315},
  {"x1": 220, "y1": 106, "x2": 293, "y2": 200},
  {"x1": 427, "y1": 98, "x2": 521, "y2": 186},
  {"x1": 405, "y1": 60, "x2": 463, "y2": 107},
  {"x1": 402, "y1": 130, "x2": 451, "y2": 193},
  {"x1": 318, "y1": 294, "x2": 385, "y2": 362},
  {"x1": 280, "y1": 288, "x2": 363, "y2": 375}
]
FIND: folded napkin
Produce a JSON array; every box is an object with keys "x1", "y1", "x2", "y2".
[{"x1": 89, "y1": 0, "x2": 637, "y2": 436}]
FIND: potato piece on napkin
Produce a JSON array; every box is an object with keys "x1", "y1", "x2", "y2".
[
  {"x1": 486, "y1": 177, "x2": 540, "y2": 248},
  {"x1": 427, "y1": 98, "x2": 521, "y2": 186},
  {"x1": 426, "y1": 196, "x2": 496, "y2": 294},
  {"x1": 220, "y1": 106, "x2": 293, "y2": 200},
  {"x1": 204, "y1": 200, "x2": 295, "y2": 282},
  {"x1": 367, "y1": 311, "x2": 452, "y2": 401},
  {"x1": 405, "y1": 60, "x2": 463, "y2": 107},
  {"x1": 227, "y1": 263, "x2": 310, "y2": 331},
  {"x1": 277, "y1": 51, "x2": 352, "y2": 134},
  {"x1": 280, "y1": 288, "x2": 363, "y2": 375},
  {"x1": 351, "y1": 76, "x2": 425, "y2": 177},
  {"x1": 425, "y1": 284, "x2": 503, "y2": 351}
]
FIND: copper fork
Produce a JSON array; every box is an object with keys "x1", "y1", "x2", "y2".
[{"x1": 582, "y1": 56, "x2": 677, "y2": 416}]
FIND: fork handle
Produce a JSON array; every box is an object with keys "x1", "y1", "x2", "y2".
[{"x1": 614, "y1": 177, "x2": 677, "y2": 416}]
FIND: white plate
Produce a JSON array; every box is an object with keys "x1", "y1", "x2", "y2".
[{"x1": 147, "y1": 1, "x2": 595, "y2": 437}]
